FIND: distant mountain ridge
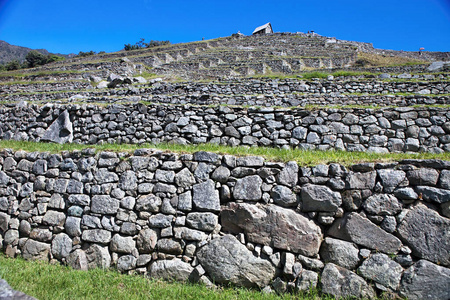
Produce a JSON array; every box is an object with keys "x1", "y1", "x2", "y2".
[{"x1": 0, "y1": 40, "x2": 70, "y2": 65}]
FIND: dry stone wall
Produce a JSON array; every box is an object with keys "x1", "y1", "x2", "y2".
[
  {"x1": 0, "y1": 149, "x2": 448, "y2": 299},
  {"x1": 1, "y1": 103, "x2": 450, "y2": 153}
]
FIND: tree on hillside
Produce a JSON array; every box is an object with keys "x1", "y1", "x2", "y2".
[
  {"x1": 124, "y1": 38, "x2": 171, "y2": 51},
  {"x1": 5, "y1": 60, "x2": 21, "y2": 70},
  {"x1": 25, "y1": 50, "x2": 47, "y2": 68}
]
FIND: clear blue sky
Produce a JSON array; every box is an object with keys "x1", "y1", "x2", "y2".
[{"x1": 0, "y1": 0, "x2": 449, "y2": 54}]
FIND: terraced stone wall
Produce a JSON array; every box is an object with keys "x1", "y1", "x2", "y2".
[
  {"x1": 148, "y1": 79, "x2": 450, "y2": 95},
  {"x1": 1, "y1": 104, "x2": 450, "y2": 153},
  {"x1": 0, "y1": 149, "x2": 448, "y2": 299}
]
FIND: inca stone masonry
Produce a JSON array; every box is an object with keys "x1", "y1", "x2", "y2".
[{"x1": 0, "y1": 149, "x2": 448, "y2": 299}]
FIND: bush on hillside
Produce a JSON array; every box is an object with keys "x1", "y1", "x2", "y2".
[
  {"x1": 5, "y1": 60, "x2": 21, "y2": 71},
  {"x1": 124, "y1": 38, "x2": 170, "y2": 51}
]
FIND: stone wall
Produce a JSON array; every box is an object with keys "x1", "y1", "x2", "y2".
[
  {"x1": 1, "y1": 104, "x2": 450, "y2": 153},
  {"x1": 3, "y1": 77, "x2": 449, "y2": 96},
  {"x1": 0, "y1": 148, "x2": 448, "y2": 299}
]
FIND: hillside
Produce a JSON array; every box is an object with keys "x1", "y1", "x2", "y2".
[
  {"x1": 0, "y1": 40, "x2": 70, "y2": 65},
  {"x1": 0, "y1": 32, "x2": 449, "y2": 300}
]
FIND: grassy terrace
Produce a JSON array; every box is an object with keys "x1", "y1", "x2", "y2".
[
  {"x1": 0, "y1": 140, "x2": 449, "y2": 166},
  {"x1": 0, "y1": 255, "x2": 330, "y2": 300}
]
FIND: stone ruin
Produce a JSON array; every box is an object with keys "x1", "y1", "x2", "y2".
[{"x1": 0, "y1": 32, "x2": 449, "y2": 299}]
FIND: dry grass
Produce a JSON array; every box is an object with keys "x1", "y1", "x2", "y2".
[{"x1": 355, "y1": 52, "x2": 428, "y2": 67}]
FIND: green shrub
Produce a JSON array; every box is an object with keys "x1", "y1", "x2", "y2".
[{"x1": 5, "y1": 60, "x2": 21, "y2": 71}]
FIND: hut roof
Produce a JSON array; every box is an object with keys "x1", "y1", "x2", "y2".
[{"x1": 252, "y1": 22, "x2": 272, "y2": 34}]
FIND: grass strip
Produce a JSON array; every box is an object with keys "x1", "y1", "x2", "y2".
[
  {"x1": 0, "y1": 255, "x2": 327, "y2": 300},
  {"x1": 0, "y1": 140, "x2": 449, "y2": 166}
]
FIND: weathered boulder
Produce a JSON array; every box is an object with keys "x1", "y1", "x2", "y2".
[
  {"x1": 51, "y1": 233, "x2": 72, "y2": 260},
  {"x1": 397, "y1": 204, "x2": 450, "y2": 266},
  {"x1": 400, "y1": 260, "x2": 450, "y2": 300},
  {"x1": 319, "y1": 237, "x2": 360, "y2": 270},
  {"x1": 149, "y1": 259, "x2": 194, "y2": 282},
  {"x1": 110, "y1": 234, "x2": 136, "y2": 254},
  {"x1": 41, "y1": 110, "x2": 73, "y2": 144},
  {"x1": 118, "y1": 170, "x2": 137, "y2": 191},
  {"x1": 0, "y1": 278, "x2": 36, "y2": 300},
  {"x1": 362, "y1": 194, "x2": 402, "y2": 215},
  {"x1": 346, "y1": 171, "x2": 376, "y2": 189},
  {"x1": 91, "y1": 195, "x2": 119, "y2": 215},
  {"x1": 117, "y1": 255, "x2": 136, "y2": 272},
  {"x1": 328, "y1": 212, "x2": 402, "y2": 254},
  {"x1": 233, "y1": 175, "x2": 262, "y2": 201},
  {"x1": 270, "y1": 185, "x2": 297, "y2": 207},
  {"x1": 157, "y1": 239, "x2": 183, "y2": 255},
  {"x1": 81, "y1": 229, "x2": 111, "y2": 244},
  {"x1": 321, "y1": 263, "x2": 376, "y2": 299},
  {"x1": 42, "y1": 210, "x2": 66, "y2": 227},
  {"x1": 192, "y1": 180, "x2": 220, "y2": 212},
  {"x1": 85, "y1": 244, "x2": 111, "y2": 269},
  {"x1": 186, "y1": 212, "x2": 218, "y2": 232},
  {"x1": 301, "y1": 184, "x2": 342, "y2": 212},
  {"x1": 221, "y1": 203, "x2": 322, "y2": 256},
  {"x1": 377, "y1": 169, "x2": 406, "y2": 193},
  {"x1": 358, "y1": 253, "x2": 403, "y2": 290},
  {"x1": 136, "y1": 228, "x2": 158, "y2": 254},
  {"x1": 277, "y1": 161, "x2": 298, "y2": 187},
  {"x1": 296, "y1": 270, "x2": 318, "y2": 292},
  {"x1": 66, "y1": 249, "x2": 88, "y2": 270},
  {"x1": 415, "y1": 186, "x2": 450, "y2": 204},
  {"x1": 22, "y1": 239, "x2": 50, "y2": 260},
  {"x1": 197, "y1": 235, "x2": 275, "y2": 288}
]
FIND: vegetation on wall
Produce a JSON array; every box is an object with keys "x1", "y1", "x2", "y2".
[{"x1": 124, "y1": 38, "x2": 171, "y2": 51}]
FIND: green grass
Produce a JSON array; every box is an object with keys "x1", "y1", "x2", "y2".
[
  {"x1": 0, "y1": 255, "x2": 325, "y2": 300},
  {"x1": 0, "y1": 140, "x2": 449, "y2": 166}
]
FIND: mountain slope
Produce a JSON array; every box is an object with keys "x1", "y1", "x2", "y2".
[{"x1": 0, "y1": 40, "x2": 68, "y2": 65}]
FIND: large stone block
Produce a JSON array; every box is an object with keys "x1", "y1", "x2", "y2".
[
  {"x1": 41, "y1": 110, "x2": 73, "y2": 144},
  {"x1": 345, "y1": 171, "x2": 376, "y2": 189},
  {"x1": 221, "y1": 202, "x2": 322, "y2": 256},
  {"x1": 301, "y1": 184, "x2": 342, "y2": 212},
  {"x1": 397, "y1": 204, "x2": 450, "y2": 266},
  {"x1": 400, "y1": 260, "x2": 450, "y2": 300},
  {"x1": 197, "y1": 235, "x2": 275, "y2": 288},
  {"x1": 85, "y1": 244, "x2": 111, "y2": 269},
  {"x1": 321, "y1": 263, "x2": 376, "y2": 299},
  {"x1": 149, "y1": 259, "x2": 194, "y2": 282},
  {"x1": 319, "y1": 237, "x2": 360, "y2": 270},
  {"x1": 192, "y1": 180, "x2": 220, "y2": 212},
  {"x1": 233, "y1": 175, "x2": 262, "y2": 201},
  {"x1": 22, "y1": 239, "x2": 50, "y2": 260},
  {"x1": 358, "y1": 253, "x2": 403, "y2": 290},
  {"x1": 328, "y1": 212, "x2": 402, "y2": 254},
  {"x1": 91, "y1": 195, "x2": 119, "y2": 215}
]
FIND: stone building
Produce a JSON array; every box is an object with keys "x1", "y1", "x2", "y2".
[{"x1": 252, "y1": 22, "x2": 273, "y2": 35}]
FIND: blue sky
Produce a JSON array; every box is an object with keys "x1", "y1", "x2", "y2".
[{"x1": 0, "y1": 0, "x2": 449, "y2": 54}]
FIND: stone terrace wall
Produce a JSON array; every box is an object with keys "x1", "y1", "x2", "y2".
[
  {"x1": 2, "y1": 77, "x2": 449, "y2": 96},
  {"x1": 1, "y1": 104, "x2": 450, "y2": 153},
  {"x1": 0, "y1": 149, "x2": 448, "y2": 299},
  {"x1": 147, "y1": 79, "x2": 450, "y2": 96}
]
